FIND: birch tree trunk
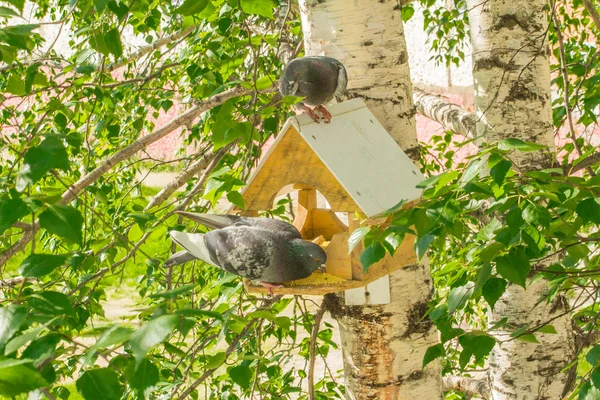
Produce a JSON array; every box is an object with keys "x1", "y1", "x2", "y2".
[
  {"x1": 466, "y1": 0, "x2": 575, "y2": 397},
  {"x1": 298, "y1": 1, "x2": 442, "y2": 399}
]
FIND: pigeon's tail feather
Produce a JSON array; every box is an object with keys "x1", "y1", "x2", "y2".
[
  {"x1": 170, "y1": 231, "x2": 214, "y2": 265},
  {"x1": 164, "y1": 250, "x2": 197, "y2": 268},
  {"x1": 176, "y1": 212, "x2": 239, "y2": 230}
]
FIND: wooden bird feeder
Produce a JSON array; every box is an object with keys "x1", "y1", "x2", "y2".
[{"x1": 229, "y1": 99, "x2": 424, "y2": 304}]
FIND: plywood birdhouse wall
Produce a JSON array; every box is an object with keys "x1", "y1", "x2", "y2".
[{"x1": 229, "y1": 99, "x2": 425, "y2": 301}]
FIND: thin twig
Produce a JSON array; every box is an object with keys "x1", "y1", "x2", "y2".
[
  {"x1": 550, "y1": 2, "x2": 595, "y2": 176},
  {"x1": 582, "y1": 0, "x2": 600, "y2": 33},
  {"x1": 308, "y1": 300, "x2": 326, "y2": 400}
]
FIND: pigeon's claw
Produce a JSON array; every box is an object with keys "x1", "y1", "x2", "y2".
[
  {"x1": 315, "y1": 105, "x2": 332, "y2": 124},
  {"x1": 295, "y1": 103, "x2": 321, "y2": 123},
  {"x1": 259, "y1": 281, "x2": 283, "y2": 295}
]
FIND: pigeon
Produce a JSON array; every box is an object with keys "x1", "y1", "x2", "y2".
[
  {"x1": 279, "y1": 56, "x2": 347, "y2": 124},
  {"x1": 164, "y1": 212, "x2": 303, "y2": 269},
  {"x1": 166, "y1": 212, "x2": 327, "y2": 293}
]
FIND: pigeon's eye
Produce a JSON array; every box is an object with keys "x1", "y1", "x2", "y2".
[{"x1": 296, "y1": 72, "x2": 300, "y2": 76}]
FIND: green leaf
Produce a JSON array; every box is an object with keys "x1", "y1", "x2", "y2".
[
  {"x1": 39, "y1": 205, "x2": 83, "y2": 245},
  {"x1": 580, "y1": 381, "x2": 600, "y2": 400},
  {"x1": 240, "y1": 0, "x2": 274, "y2": 18},
  {"x1": 0, "y1": 361, "x2": 48, "y2": 397},
  {"x1": 94, "y1": 325, "x2": 133, "y2": 349},
  {"x1": 124, "y1": 359, "x2": 159, "y2": 395},
  {"x1": 226, "y1": 191, "x2": 245, "y2": 210},
  {"x1": 4, "y1": 326, "x2": 45, "y2": 355},
  {"x1": 29, "y1": 291, "x2": 73, "y2": 316},
  {"x1": 128, "y1": 212, "x2": 155, "y2": 229},
  {"x1": 229, "y1": 365, "x2": 252, "y2": 389},
  {"x1": 448, "y1": 283, "x2": 474, "y2": 314},
  {"x1": 474, "y1": 263, "x2": 492, "y2": 295},
  {"x1": 21, "y1": 333, "x2": 61, "y2": 366},
  {"x1": 490, "y1": 159, "x2": 512, "y2": 185},
  {"x1": 6, "y1": 75, "x2": 26, "y2": 95},
  {"x1": 576, "y1": 199, "x2": 600, "y2": 225},
  {"x1": 417, "y1": 170, "x2": 453, "y2": 189},
  {"x1": 129, "y1": 315, "x2": 178, "y2": 363},
  {"x1": 477, "y1": 218, "x2": 502, "y2": 241},
  {"x1": 460, "y1": 157, "x2": 487, "y2": 186},
  {"x1": 401, "y1": 5, "x2": 415, "y2": 22},
  {"x1": 498, "y1": 138, "x2": 546, "y2": 152},
  {"x1": 348, "y1": 227, "x2": 370, "y2": 252},
  {"x1": 415, "y1": 234, "x2": 435, "y2": 261},
  {"x1": 104, "y1": 28, "x2": 123, "y2": 57},
  {"x1": 174, "y1": 0, "x2": 209, "y2": 15},
  {"x1": 5, "y1": 0, "x2": 24, "y2": 13},
  {"x1": 76, "y1": 368, "x2": 123, "y2": 400},
  {"x1": 204, "y1": 352, "x2": 226, "y2": 369},
  {"x1": 458, "y1": 334, "x2": 496, "y2": 369},
  {"x1": 0, "y1": 6, "x2": 19, "y2": 17},
  {"x1": 591, "y1": 368, "x2": 600, "y2": 389},
  {"x1": 0, "y1": 196, "x2": 30, "y2": 235},
  {"x1": 0, "y1": 305, "x2": 27, "y2": 350},
  {"x1": 255, "y1": 74, "x2": 276, "y2": 90},
  {"x1": 587, "y1": 345, "x2": 600, "y2": 366},
  {"x1": 149, "y1": 283, "x2": 198, "y2": 299},
  {"x1": 422, "y1": 343, "x2": 444, "y2": 368},
  {"x1": 516, "y1": 333, "x2": 539, "y2": 343},
  {"x1": 107, "y1": 0, "x2": 128, "y2": 19},
  {"x1": 522, "y1": 205, "x2": 551, "y2": 228},
  {"x1": 18, "y1": 254, "x2": 69, "y2": 278},
  {"x1": 94, "y1": 0, "x2": 107, "y2": 12},
  {"x1": 16, "y1": 135, "x2": 70, "y2": 191},
  {"x1": 537, "y1": 325, "x2": 557, "y2": 334},
  {"x1": 567, "y1": 244, "x2": 590, "y2": 260},
  {"x1": 360, "y1": 242, "x2": 386, "y2": 272},
  {"x1": 495, "y1": 246, "x2": 531, "y2": 288},
  {"x1": 482, "y1": 278, "x2": 506, "y2": 310}
]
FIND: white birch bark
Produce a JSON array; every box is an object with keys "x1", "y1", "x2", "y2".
[
  {"x1": 298, "y1": 1, "x2": 442, "y2": 398},
  {"x1": 466, "y1": 0, "x2": 575, "y2": 397}
]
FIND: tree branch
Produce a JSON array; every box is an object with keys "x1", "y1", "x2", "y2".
[
  {"x1": 413, "y1": 88, "x2": 479, "y2": 139},
  {"x1": 565, "y1": 151, "x2": 600, "y2": 174},
  {"x1": 582, "y1": 0, "x2": 600, "y2": 33},
  {"x1": 308, "y1": 300, "x2": 326, "y2": 400},
  {"x1": 442, "y1": 375, "x2": 490, "y2": 399},
  {"x1": 107, "y1": 25, "x2": 198, "y2": 71}
]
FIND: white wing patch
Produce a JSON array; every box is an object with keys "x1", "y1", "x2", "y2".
[
  {"x1": 334, "y1": 63, "x2": 348, "y2": 97},
  {"x1": 170, "y1": 231, "x2": 213, "y2": 265}
]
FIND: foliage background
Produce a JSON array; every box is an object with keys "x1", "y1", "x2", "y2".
[{"x1": 1, "y1": 0, "x2": 600, "y2": 399}]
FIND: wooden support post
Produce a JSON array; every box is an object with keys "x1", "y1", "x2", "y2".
[{"x1": 294, "y1": 189, "x2": 317, "y2": 239}]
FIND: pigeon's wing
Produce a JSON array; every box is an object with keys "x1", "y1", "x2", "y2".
[
  {"x1": 164, "y1": 250, "x2": 197, "y2": 268},
  {"x1": 332, "y1": 60, "x2": 347, "y2": 96},
  {"x1": 251, "y1": 218, "x2": 302, "y2": 239},
  {"x1": 170, "y1": 231, "x2": 218, "y2": 267},
  {"x1": 176, "y1": 212, "x2": 241, "y2": 230},
  {"x1": 312, "y1": 56, "x2": 347, "y2": 97},
  {"x1": 178, "y1": 211, "x2": 302, "y2": 239},
  {"x1": 203, "y1": 227, "x2": 291, "y2": 282}
]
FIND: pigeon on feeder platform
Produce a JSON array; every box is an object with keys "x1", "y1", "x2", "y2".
[
  {"x1": 167, "y1": 212, "x2": 327, "y2": 294},
  {"x1": 279, "y1": 56, "x2": 347, "y2": 124},
  {"x1": 164, "y1": 212, "x2": 303, "y2": 268}
]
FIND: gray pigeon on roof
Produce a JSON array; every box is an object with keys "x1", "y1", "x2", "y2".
[
  {"x1": 166, "y1": 213, "x2": 326, "y2": 293},
  {"x1": 279, "y1": 56, "x2": 347, "y2": 123}
]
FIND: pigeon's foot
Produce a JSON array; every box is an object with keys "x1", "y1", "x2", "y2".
[
  {"x1": 259, "y1": 281, "x2": 283, "y2": 295},
  {"x1": 295, "y1": 103, "x2": 321, "y2": 123},
  {"x1": 315, "y1": 105, "x2": 332, "y2": 124}
]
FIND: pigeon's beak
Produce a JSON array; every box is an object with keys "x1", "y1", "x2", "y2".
[{"x1": 319, "y1": 264, "x2": 326, "y2": 273}]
